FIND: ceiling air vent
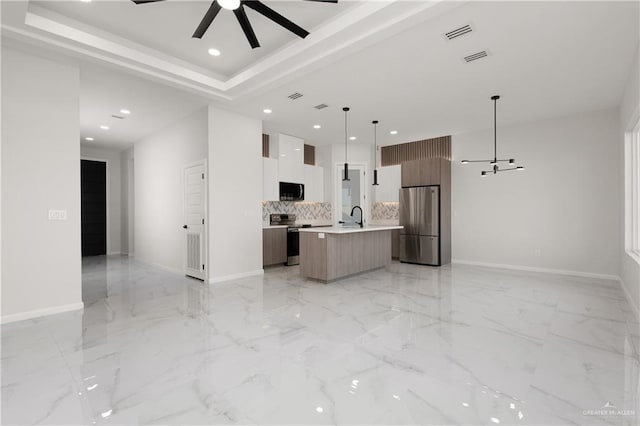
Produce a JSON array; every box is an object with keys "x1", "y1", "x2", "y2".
[
  {"x1": 288, "y1": 92, "x2": 303, "y2": 100},
  {"x1": 464, "y1": 50, "x2": 489, "y2": 63},
  {"x1": 443, "y1": 24, "x2": 473, "y2": 41},
  {"x1": 314, "y1": 103, "x2": 328, "y2": 110},
  {"x1": 111, "y1": 115, "x2": 125, "y2": 119}
]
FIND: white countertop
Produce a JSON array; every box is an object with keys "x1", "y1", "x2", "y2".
[
  {"x1": 262, "y1": 225, "x2": 288, "y2": 229},
  {"x1": 298, "y1": 225, "x2": 403, "y2": 234}
]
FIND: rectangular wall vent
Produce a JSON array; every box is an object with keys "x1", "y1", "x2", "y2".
[
  {"x1": 444, "y1": 24, "x2": 472, "y2": 41},
  {"x1": 288, "y1": 92, "x2": 303, "y2": 100},
  {"x1": 314, "y1": 103, "x2": 328, "y2": 110},
  {"x1": 464, "y1": 50, "x2": 488, "y2": 63}
]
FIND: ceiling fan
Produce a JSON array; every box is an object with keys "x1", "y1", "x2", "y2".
[{"x1": 131, "y1": 0, "x2": 338, "y2": 49}]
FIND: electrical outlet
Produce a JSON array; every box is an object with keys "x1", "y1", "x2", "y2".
[
  {"x1": 534, "y1": 248, "x2": 541, "y2": 257},
  {"x1": 318, "y1": 233, "x2": 325, "y2": 239},
  {"x1": 48, "y1": 210, "x2": 67, "y2": 221}
]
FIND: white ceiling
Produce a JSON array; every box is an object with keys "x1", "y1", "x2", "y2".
[
  {"x1": 80, "y1": 63, "x2": 208, "y2": 150},
  {"x1": 2, "y1": 1, "x2": 639, "y2": 150},
  {"x1": 32, "y1": 0, "x2": 355, "y2": 77},
  {"x1": 236, "y1": 0, "x2": 640, "y2": 147}
]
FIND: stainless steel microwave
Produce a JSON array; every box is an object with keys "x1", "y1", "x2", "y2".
[{"x1": 279, "y1": 182, "x2": 304, "y2": 201}]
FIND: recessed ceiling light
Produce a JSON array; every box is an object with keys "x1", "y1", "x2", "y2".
[
  {"x1": 390, "y1": 130, "x2": 398, "y2": 135},
  {"x1": 313, "y1": 124, "x2": 321, "y2": 129},
  {"x1": 349, "y1": 136, "x2": 356, "y2": 140},
  {"x1": 295, "y1": 148, "x2": 301, "y2": 151},
  {"x1": 99, "y1": 125, "x2": 110, "y2": 130},
  {"x1": 81, "y1": 0, "x2": 92, "y2": 3},
  {"x1": 120, "y1": 109, "x2": 131, "y2": 115},
  {"x1": 208, "y1": 48, "x2": 221, "y2": 57},
  {"x1": 85, "y1": 137, "x2": 94, "y2": 141},
  {"x1": 263, "y1": 109, "x2": 272, "y2": 114}
]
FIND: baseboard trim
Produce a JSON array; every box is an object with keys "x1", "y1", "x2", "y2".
[
  {"x1": 451, "y1": 259, "x2": 620, "y2": 281},
  {"x1": 209, "y1": 269, "x2": 264, "y2": 284},
  {"x1": 1, "y1": 302, "x2": 84, "y2": 324},
  {"x1": 107, "y1": 252, "x2": 123, "y2": 256},
  {"x1": 619, "y1": 276, "x2": 640, "y2": 321}
]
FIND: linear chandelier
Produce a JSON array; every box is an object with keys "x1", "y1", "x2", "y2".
[{"x1": 461, "y1": 95, "x2": 525, "y2": 176}]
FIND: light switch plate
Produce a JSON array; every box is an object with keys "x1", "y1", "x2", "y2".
[
  {"x1": 48, "y1": 210, "x2": 67, "y2": 221},
  {"x1": 318, "y1": 233, "x2": 325, "y2": 239}
]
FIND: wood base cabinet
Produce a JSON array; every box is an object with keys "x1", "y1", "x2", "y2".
[
  {"x1": 263, "y1": 228, "x2": 287, "y2": 266},
  {"x1": 391, "y1": 229, "x2": 400, "y2": 259}
]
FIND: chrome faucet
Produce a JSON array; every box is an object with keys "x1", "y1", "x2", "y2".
[{"x1": 350, "y1": 206, "x2": 363, "y2": 228}]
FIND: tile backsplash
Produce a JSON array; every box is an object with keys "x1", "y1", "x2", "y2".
[
  {"x1": 263, "y1": 201, "x2": 332, "y2": 223},
  {"x1": 371, "y1": 202, "x2": 399, "y2": 221}
]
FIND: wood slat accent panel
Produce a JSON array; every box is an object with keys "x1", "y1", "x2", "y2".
[
  {"x1": 381, "y1": 135, "x2": 451, "y2": 166},
  {"x1": 304, "y1": 144, "x2": 315, "y2": 165},
  {"x1": 262, "y1": 134, "x2": 269, "y2": 158}
]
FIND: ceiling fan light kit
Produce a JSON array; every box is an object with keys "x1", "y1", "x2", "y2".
[
  {"x1": 461, "y1": 95, "x2": 525, "y2": 176},
  {"x1": 132, "y1": 0, "x2": 337, "y2": 49}
]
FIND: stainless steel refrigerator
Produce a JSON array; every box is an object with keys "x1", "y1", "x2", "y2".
[{"x1": 399, "y1": 186, "x2": 440, "y2": 265}]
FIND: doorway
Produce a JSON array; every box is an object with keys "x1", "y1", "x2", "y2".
[
  {"x1": 81, "y1": 159, "x2": 107, "y2": 256},
  {"x1": 335, "y1": 164, "x2": 366, "y2": 225}
]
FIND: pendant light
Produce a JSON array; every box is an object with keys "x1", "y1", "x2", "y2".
[
  {"x1": 461, "y1": 95, "x2": 525, "y2": 176},
  {"x1": 343, "y1": 107, "x2": 350, "y2": 181},
  {"x1": 372, "y1": 120, "x2": 379, "y2": 186}
]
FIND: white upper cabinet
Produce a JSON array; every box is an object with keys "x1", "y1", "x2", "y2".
[
  {"x1": 374, "y1": 165, "x2": 401, "y2": 202},
  {"x1": 303, "y1": 164, "x2": 324, "y2": 202},
  {"x1": 263, "y1": 158, "x2": 279, "y2": 201},
  {"x1": 275, "y1": 133, "x2": 304, "y2": 183}
]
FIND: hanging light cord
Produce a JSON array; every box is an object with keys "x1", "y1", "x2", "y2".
[
  {"x1": 372, "y1": 120, "x2": 379, "y2": 186},
  {"x1": 493, "y1": 96, "x2": 498, "y2": 164},
  {"x1": 344, "y1": 109, "x2": 348, "y2": 162}
]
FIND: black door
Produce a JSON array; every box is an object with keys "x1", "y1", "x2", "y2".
[{"x1": 81, "y1": 160, "x2": 107, "y2": 257}]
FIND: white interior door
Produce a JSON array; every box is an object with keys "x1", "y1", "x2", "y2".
[{"x1": 184, "y1": 163, "x2": 206, "y2": 280}]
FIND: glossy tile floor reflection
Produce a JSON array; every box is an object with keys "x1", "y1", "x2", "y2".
[{"x1": 2, "y1": 256, "x2": 639, "y2": 425}]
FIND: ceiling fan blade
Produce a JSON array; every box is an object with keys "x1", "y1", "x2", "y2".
[
  {"x1": 192, "y1": 1, "x2": 222, "y2": 39},
  {"x1": 243, "y1": 1, "x2": 309, "y2": 39},
  {"x1": 131, "y1": 0, "x2": 166, "y2": 4},
  {"x1": 234, "y1": 7, "x2": 260, "y2": 49},
  {"x1": 303, "y1": 0, "x2": 338, "y2": 3}
]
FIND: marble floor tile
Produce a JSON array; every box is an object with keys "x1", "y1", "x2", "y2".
[{"x1": 1, "y1": 256, "x2": 638, "y2": 425}]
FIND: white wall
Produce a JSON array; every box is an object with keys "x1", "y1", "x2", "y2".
[
  {"x1": 120, "y1": 148, "x2": 135, "y2": 256},
  {"x1": 620, "y1": 44, "x2": 640, "y2": 316},
  {"x1": 81, "y1": 145, "x2": 123, "y2": 255},
  {"x1": 208, "y1": 107, "x2": 263, "y2": 283},
  {"x1": 452, "y1": 109, "x2": 620, "y2": 278},
  {"x1": 134, "y1": 108, "x2": 208, "y2": 272},
  {"x1": 1, "y1": 48, "x2": 82, "y2": 322}
]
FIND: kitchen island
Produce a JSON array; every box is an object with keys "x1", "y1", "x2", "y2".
[{"x1": 299, "y1": 225, "x2": 403, "y2": 282}]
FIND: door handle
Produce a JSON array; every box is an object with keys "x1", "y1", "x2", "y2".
[{"x1": 182, "y1": 225, "x2": 188, "y2": 229}]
